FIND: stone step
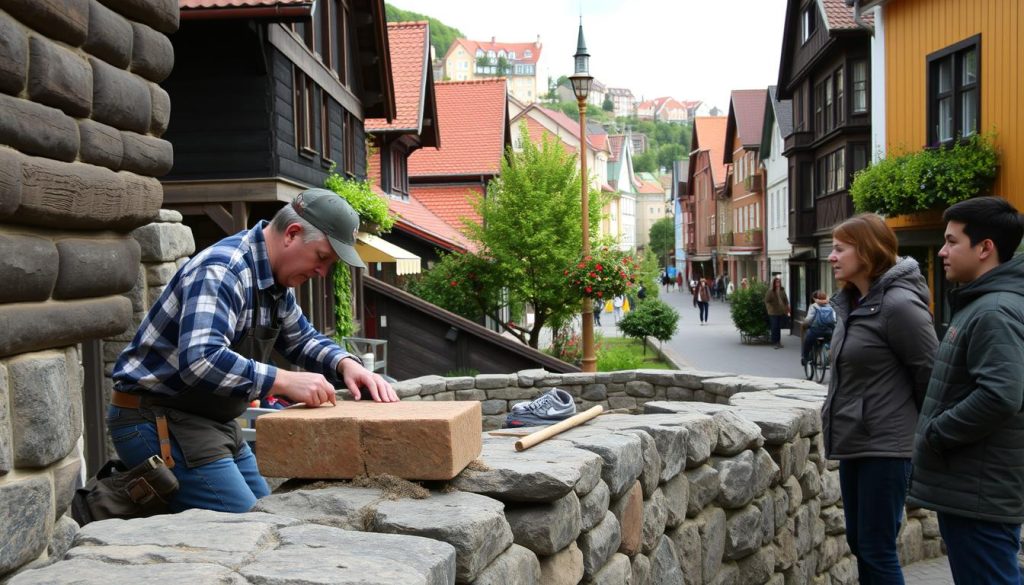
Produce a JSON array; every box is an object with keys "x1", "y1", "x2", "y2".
[{"x1": 255, "y1": 401, "x2": 482, "y2": 480}]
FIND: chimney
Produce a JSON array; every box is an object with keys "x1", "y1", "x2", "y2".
[{"x1": 491, "y1": 36, "x2": 495, "y2": 44}]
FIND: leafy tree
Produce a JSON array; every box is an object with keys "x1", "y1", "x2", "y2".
[
  {"x1": 412, "y1": 126, "x2": 604, "y2": 348},
  {"x1": 657, "y1": 143, "x2": 686, "y2": 171},
  {"x1": 633, "y1": 150, "x2": 657, "y2": 173},
  {"x1": 385, "y1": 4, "x2": 464, "y2": 58},
  {"x1": 618, "y1": 299, "x2": 679, "y2": 354},
  {"x1": 602, "y1": 96, "x2": 614, "y2": 112},
  {"x1": 648, "y1": 217, "x2": 675, "y2": 266}
]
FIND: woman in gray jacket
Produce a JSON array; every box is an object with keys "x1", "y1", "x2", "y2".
[{"x1": 823, "y1": 213, "x2": 938, "y2": 584}]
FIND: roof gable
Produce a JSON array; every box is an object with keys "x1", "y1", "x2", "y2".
[
  {"x1": 365, "y1": 21, "x2": 438, "y2": 147},
  {"x1": 724, "y1": 89, "x2": 768, "y2": 160},
  {"x1": 690, "y1": 117, "x2": 728, "y2": 187}
]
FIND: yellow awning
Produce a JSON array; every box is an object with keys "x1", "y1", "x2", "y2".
[{"x1": 355, "y1": 233, "x2": 421, "y2": 275}]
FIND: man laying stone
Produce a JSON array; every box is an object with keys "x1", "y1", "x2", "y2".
[{"x1": 108, "y1": 189, "x2": 398, "y2": 513}]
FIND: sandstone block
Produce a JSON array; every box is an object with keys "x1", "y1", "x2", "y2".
[
  {"x1": 78, "y1": 119, "x2": 124, "y2": 170},
  {"x1": 158, "y1": 208, "x2": 182, "y2": 223},
  {"x1": 505, "y1": 491, "x2": 581, "y2": 555},
  {"x1": 0, "y1": 12, "x2": 28, "y2": 95},
  {"x1": 90, "y1": 57, "x2": 152, "y2": 134},
  {"x1": 0, "y1": 297, "x2": 131, "y2": 359},
  {"x1": 0, "y1": 476, "x2": 52, "y2": 575},
  {"x1": 452, "y1": 435, "x2": 601, "y2": 502},
  {"x1": 584, "y1": 552, "x2": 630, "y2": 585},
  {"x1": 84, "y1": 0, "x2": 133, "y2": 68},
  {"x1": 96, "y1": 0, "x2": 179, "y2": 34},
  {"x1": 578, "y1": 512, "x2": 621, "y2": 580},
  {"x1": 130, "y1": 222, "x2": 195, "y2": 262},
  {"x1": 0, "y1": 234, "x2": 58, "y2": 304},
  {"x1": 256, "y1": 401, "x2": 481, "y2": 480},
  {"x1": 648, "y1": 535, "x2": 685, "y2": 585},
  {"x1": 28, "y1": 36, "x2": 92, "y2": 118},
  {"x1": 149, "y1": 82, "x2": 171, "y2": 137},
  {"x1": 54, "y1": 238, "x2": 140, "y2": 300},
  {"x1": 371, "y1": 490, "x2": 511, "y2": 583},
  {"x1": 0, "y1": 95, "x2": 78, "y2": 163},
  {"x1": 120, "y1": 131, "x2": 173, "y2": 176},
  {"x1": 609, "y1": 481, "x2": 642, "y2": 556},
  {"x1": 579, "y1": 481, "x2": 610, "y2": 532},
  {"x1": 539, "y1": 542, "x2": 583, "y2": 585},
  {"x1": 3, "y1": 0, "x2": 88, "y2": 46},
  {"x1": 130, "y1": 21, "x2": 174, "y2": 82},
  {"x1": 471, "y1": 544, "x2": 539, "y2": 585},
  {"x1": 9, "y1": 351, "x2": 79, "y2": 467}
]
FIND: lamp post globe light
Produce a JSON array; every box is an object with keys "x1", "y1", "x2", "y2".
[{"x1": 569, "y1": 21, "x2": 596, "y2": 372}]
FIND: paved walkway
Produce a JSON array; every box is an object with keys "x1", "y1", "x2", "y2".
[{"x1": 904, "y1": 555, "x2": 955, "y2": 584}]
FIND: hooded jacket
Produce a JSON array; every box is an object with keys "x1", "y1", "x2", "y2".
[
  {"x1": 907, "y1": 254, "x2": 1024, "y2": 523},
  {"x1": 821, "y1": 257, "x2": 939, "y2": 459}
]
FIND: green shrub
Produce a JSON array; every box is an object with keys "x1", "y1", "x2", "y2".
[
  {"x1": 618, "y1": 299, "x2": 679, "y2": 354},
  {"x1": 597, "y1": 346, "x2": 643, "y2": 371},
  {"x1": 729, "y1": 280, "x2": 769, "y2": 338},
  {"x1": 850, "y1": 133, "x2": 998, "y2": 216},
  {"x1": 324, "y1": 170, "x2": 395, "y2": 232}
]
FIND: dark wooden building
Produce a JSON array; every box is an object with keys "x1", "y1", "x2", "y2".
[{"x1": 777, "y1": 0, "x2": 873, "y2": 321}]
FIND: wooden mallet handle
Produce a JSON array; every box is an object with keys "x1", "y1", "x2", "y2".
[{"x1": 514, "y1": 405, "x2": 604, "y2": 451}]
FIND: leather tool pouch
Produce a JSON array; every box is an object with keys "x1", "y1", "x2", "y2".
[{"x1": 70, "y1": 455, "x2": 179, "y2": 526}]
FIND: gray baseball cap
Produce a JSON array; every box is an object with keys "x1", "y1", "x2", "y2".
[{"x1": 291, "y1": 188, "x2": 366, "y2": 268}]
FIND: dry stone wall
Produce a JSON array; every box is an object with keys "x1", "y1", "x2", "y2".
[
  {"x1": 15, "y1": 371, "x2": 945, "y2": 585},
  {"x1": 0, "y1": 0, "x2": 177, "y2": 579}
]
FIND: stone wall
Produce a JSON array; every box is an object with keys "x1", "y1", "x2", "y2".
[
  {"x1": 0, "y1": 0, "x2": 178, "y2": 579},
  {"x1": 12, "y1": 371, "x2": 944, "y2": 584}
]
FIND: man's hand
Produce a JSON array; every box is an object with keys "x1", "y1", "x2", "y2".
[
  {"x1": 339, "y1": 357, "x2": 399, "y2": 402},
  {"x1": 269, "y1": 369, "x2": 338, "y2": 407}
]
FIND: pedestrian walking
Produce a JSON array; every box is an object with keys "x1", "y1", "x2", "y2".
[
  {"x1": 612, "y1": 295, "x2": 624, "y2": 323},
  {"x1": 637, "y1": 284, "x2": 647, "y2": 304},
  {"x1": 907, "y1": 197, "x2": 1024, "y2": 585},
  {"x1": 823, "y1": 213, "x2": 939, "y2": 584},
  {"x1": 764, "y1": 276, "x2": 790, "y2": 348},
  {"x1": 693, "y1": 278, "x2": 711, "y2": 325},
  {"x1": 675, "y1": 272, "x2": 683, "y2": 292},
  {"x1": 726, "y1": 280, "x2": 735, "y2": 300},
  {"x1": 593, "y1": 303, "x2": 602, "y2": 326},
  {"x1": 660, "y1": 270, "x2": 671, "y2": 293}
]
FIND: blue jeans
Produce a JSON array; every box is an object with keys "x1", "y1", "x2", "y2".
[
  {"x1": 107, "y1": 406, "x2": 269, "y2": 513},
  {"x1": 802, "y1": 327, "x2": 832, "y2": 361},
  {"x1": 839, "y1": 458, "x2": 912, "y2": 585},
  {"x1": 696, "y1": 301, "x2": 709, "y2": 322},
  {"x1": 769, "y1": 315, "x2": 785, "y2": 344},
  {"x1": 938, "y1": 512, "x2": 1023, "y2": 585}
]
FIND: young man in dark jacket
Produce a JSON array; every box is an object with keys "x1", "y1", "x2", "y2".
[{"x1": 907, "y1": 197, "x2": 1024, "y2": 584}]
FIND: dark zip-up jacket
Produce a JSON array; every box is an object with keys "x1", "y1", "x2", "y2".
[
  {"x1": 907, "y1": 254, "x2": 1024, "y2": 523},
  {"x1": 822, "y1": 257, "x2": 939, "y2": 459}
]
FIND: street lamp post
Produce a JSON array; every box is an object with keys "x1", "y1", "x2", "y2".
[{"x1": 570, "y1": 22, "x2": 595, "y2": 373}]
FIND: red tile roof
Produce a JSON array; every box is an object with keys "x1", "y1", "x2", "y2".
[
  {"x1": 408, "y1": 79, "x2": 507, "y2": 177},
  {"x1": 821, "y1": 0, "x2": 873, "y2": 30},
  {"x1": 693, "y1": 117, "x2": 728, "y2": 187},
  {"x1": 729, "y1": 89, "x2": 768, "y2": 147},
  {"x1": 445, "y1": 38, "x2": 542, "y2": 65},
  {"x1": 365, "y1": 21, "x2": 428, "y2": 133},
  {"x1": 637, "y1": 179, "x2": 664, "y2": 194},
  {"x1": 410, "y1": 184, "x2": 484, "y2": 229},
  {"x1": 608, "y1": 135, "x2": 625, "y2": 163},
  {"x1": 386, "y1": 192, "x2": 475, "y2": 253}
]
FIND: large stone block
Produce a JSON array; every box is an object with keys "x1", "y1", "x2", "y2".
[
  {"x1": 78, "y1": 119, "x2": 124, "y2": 170},
  {"x1": 53, "y1": 237, "x2": 140, "y2": 300},
  {"x1": 559, "y1": 429, "x2": 643, "y2": 499},
  {"x1": 538, "y1": 542, "x2": 583, "y2": 585},
  {"x1": 3, "y1": 0, "x2": 88, "y2": 46},
  {"x1": 0, "y1": 363, "x2": 11, "y2": 475},
  {"x1": 10, "y1": 155, "x2": 160, "y2": 230},
  {"x1": 371, "y1": 490, "x2": 512, "y2": 583},
  {"x1": 0, "y1": 95, "x2": 78, "y2": 163},
  {"x1": 696, "y1": 507, "x2": 726, "y2": 584},
  {"x1": 0, "y1": 296, "x2": 131, "y2": 358},
  {"x1": 149, "y1": 82, "x2": 171, "y2": 137},
  {"x1": 641, "y1": 488, "x2": 668, "y2": 554},
  {"x1": 0, "y1": 477, "x2": 52, "y2": 575},
  {"x1": 685, "y1": 464, "x2": 720, "y2": 517},
  {"x1": 256, "y1": 401, "x2": 482, "y2": 480},
  {"x1": 662, "y1": 470, "x2": 689, "y2": 528},
  {"x1": 9, "y1": 351, "x2": 79, "y2": 467},
  {"x1": 608, "y1": 481, "x2": 642, "y2": 556},
  {"x1": 90, "y1": 57, "x2": 152, "y2": 134},
  {"x1": 724, "y1": 504, "x2": 763, "y2": 560},
  {"x1": 0, "y1": 12, "x2": 28, "y2": 95},
  {"x1": 28, "y1": 36, "x2": 92, "y2": 118},
  {"x1": 578, "y1": 511, "x2": 621, "y2": 580},
  {"x1": 505, "y1": 491, "x2": 581, "y2": 556},
  {"x1": 96, "y1": 0, "x2": 179, "y2": 34},
  {"x1": 52, "y1": 455, "x2": 83, "y2": 521},
  {"x1": 471, "y1": 544, "x2": 540, "y2": 585},
  {"x1": 0, "y1": 147, "x2": 21, "y2": 217},
  {"x1": 84, "y1": 0, "x2": 133, "y2": 68},
  {"x1": 648, "y1": 535, "x2": 685, "y2": 585},
  {"x1": 668, "y1": 519, "x2": 701, "y2": 585},
  {"x1": 584, "y1": 552, "x2": 630, "y2": 585},
  {"x1": 0, "y1": 234, "x2": 58, "y2": 303},
  {"x1": 579, "y1": 480, "x2": 610, "y2": 532},
  {"x1": 119, "y1": 131, "x2": 173, "y2": 176},
  {"x1": 129, "y1": 222, "x2": 194, "y2": 262},
  {"x1": 130, "y1": 22, "x2": 174, "y2": 83}
]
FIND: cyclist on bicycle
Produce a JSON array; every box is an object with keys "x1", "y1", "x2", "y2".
[{"x1": 801, "y1": 290, "x2": 836, "y2": 366}]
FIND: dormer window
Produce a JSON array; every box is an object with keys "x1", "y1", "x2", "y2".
[
  {"x1": 508, "y1": 51, "x2": 515, "y2": 59},
  {"x1": 475, "y1": 49, "x2": 484, "y2": 58},
  {"x1": 801, "y1": 3, "x2": 817, "y2": 44},
  {"x1": 524, "y1": 49, "x2": 532, "y2": 58},
  {"x1": 497, "y1": 50, "x2": 506, "y2": 59}
]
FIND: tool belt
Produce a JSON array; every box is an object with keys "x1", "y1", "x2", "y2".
[{"x1": 112, "y1": 390, "x2": 176, "y2": 469}]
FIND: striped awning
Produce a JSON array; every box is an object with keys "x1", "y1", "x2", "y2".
[{"x1": 355, "y1": 233, "x2": 421, "y2": 275}]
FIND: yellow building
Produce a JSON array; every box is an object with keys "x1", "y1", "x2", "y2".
[
  {"x1": 443, "y1": 37, "x2": 543, "y2": 103},
  {"x1": 858, "y1": 0, "x2": 1024, "y2": 329}
]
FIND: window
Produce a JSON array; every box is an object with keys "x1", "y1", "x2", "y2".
[
  {"x1": 524, "y1": 49, "x2": 532, "y2": 58},
  {"x1": 852, "y1": 60, "x2": 868, "y2": 113},
  {"x1": 928, "y1": 35, "x2": 980, "y2": 145},
  {"x1": 800, "y1": 162, "x2": 814, "y2": 209},
  {"x1": 342, "y1": 111, "x2": 356, "y2": 174},
  {"x1": 801, "y1": 3, "x2": 817, "y2": 44},
  {"x1": 321, "y1": 93, "x2": 333, "y2": 163},
  {"x1": 815, "y1": 148, "x2": 846, "y2": 196},
  {"x1": 319, "y1": 0, "x2": 332, "y2": 68},
  {"x1": 389, "y1": 148, "x2": 409, "y2": 198},
  {"x1": 294, "y1": 67, "x2": 316, "y2": 155},
  {"x1": 850, "y1": 143, "x2": 869, "y2": 180},
  {"x1": 334, "y1": 0, "x2": 350, "y2": 85}
]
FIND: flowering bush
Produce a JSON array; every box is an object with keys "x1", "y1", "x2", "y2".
[
  {"x1": 548, "y1": 326, "x2": 603, "y2": 365},
  {"x1": 565, "y1": 247, "x2": 638, "y2": 301}
]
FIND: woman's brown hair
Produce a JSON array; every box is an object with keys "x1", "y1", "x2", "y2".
[{"x1": 832, "y1": 213, "x2": 898, "y2": 284}]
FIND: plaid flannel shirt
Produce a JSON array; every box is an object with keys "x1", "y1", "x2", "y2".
[{"x1": 112, "y1": 222, "x2": 353, "y2": 400}]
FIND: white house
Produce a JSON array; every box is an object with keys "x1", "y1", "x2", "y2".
[{"x1": 759, "y1": 86, "x2": 793, "y2": 292}]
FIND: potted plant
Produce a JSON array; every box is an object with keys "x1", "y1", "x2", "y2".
[
  {"x1": 729, "y1": 279, "x2": 770, "y2": 343},
  {"x1": 565, "y1": 246, "x2": 639, "y2": 303}
]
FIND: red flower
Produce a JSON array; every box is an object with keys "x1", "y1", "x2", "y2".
[
  {"x1": 596, "y1": 263, "x2": 603, "y2": 271},
  {"x1": 585, "y1": 286, "x2": 592, "y2": 293},
  {"x1": 450, "y1": 280, "x2": 458, "y2": 286},
  {"x1": 596, "y1": 291, "x2": 603, "y2": 297},
  {"x1": 563, "y1": 269, "x2": 569, "y2": 275},
  {"x1": 578, "y1": 262, "x2": 585, "y2": 268}
]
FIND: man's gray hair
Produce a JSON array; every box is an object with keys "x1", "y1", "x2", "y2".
[{"x1": 270, "y1": 204, "x2": 327, "y2": 244}]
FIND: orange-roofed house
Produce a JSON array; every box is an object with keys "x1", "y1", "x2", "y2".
[
  {"x1": 723, "y1": 89, "x2": 769, "y2": 283},
  {"x1": 408, "y1": 78, "x2": 511, "y2": 234},
  {"x1": 442, "y1": 36, "x2": 543, "y2": 103},
  {"x1": 685, "y1": 117, "x2": 729, "y2": 281}
]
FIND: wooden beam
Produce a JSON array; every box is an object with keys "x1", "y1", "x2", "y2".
[
  {"x1": 267, "y1": 23, "x2": 364, "y2": 120},
  {"x1": 204, "y1": 203, "x2": 235, "y2": 235},
  {"x1": 232, "y1": 201, "x2": 250, "y2": 232}
]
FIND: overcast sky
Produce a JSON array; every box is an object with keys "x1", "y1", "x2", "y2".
[{"x1": 389, "y1": 0, "x2": 788, "y2": 112}]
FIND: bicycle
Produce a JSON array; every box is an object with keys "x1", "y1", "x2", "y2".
[{"x1": 804, "y1": 335, "x2": 830, "y2": 383}]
